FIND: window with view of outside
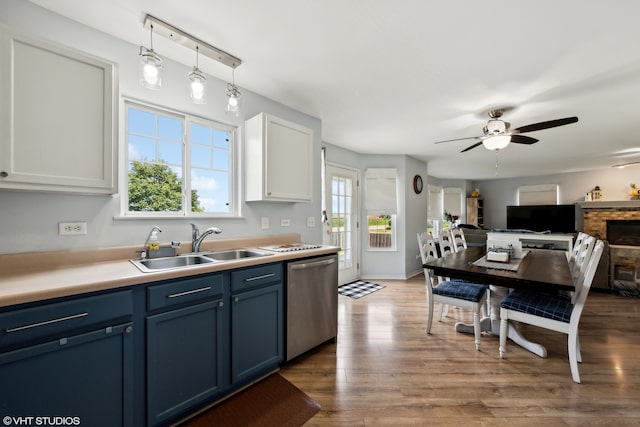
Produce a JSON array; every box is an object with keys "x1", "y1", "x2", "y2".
[
  {"x1": 368, "y1": 214, "x2": 395, "y2": 249},
  {"x1": 125, "y1": 102, "x2": 236, "y2": 216}
]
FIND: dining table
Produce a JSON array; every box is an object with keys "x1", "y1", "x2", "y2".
[{"x1": 423, "y1": 245, "x2": 574, "y2": 357}]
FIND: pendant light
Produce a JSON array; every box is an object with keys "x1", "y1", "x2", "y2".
[
  {"x1": 188, "y1": 46, "x2": 206, "y2": 104},
  {"x1": 226, "y1": 66, "x2": 241, "y2": 116},
  {"x1": 140, "y1": 15, "x2": 243, "y2": 103},
  {"x1": 139, "y1": 23, "x2": 163, "y2": 90}
]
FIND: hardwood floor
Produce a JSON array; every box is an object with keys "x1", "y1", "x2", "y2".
[{"x1": 280, "y1": 274, "x2": 640, "y2": 426}]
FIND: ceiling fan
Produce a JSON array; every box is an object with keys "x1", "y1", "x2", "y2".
[{"x1": 434, "y1": 108, "x2": 579, "y2": 153}]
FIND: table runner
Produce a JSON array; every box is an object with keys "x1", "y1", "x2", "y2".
[{"x1": 472, "y1": 251, "x2": 529, "y2": 271}]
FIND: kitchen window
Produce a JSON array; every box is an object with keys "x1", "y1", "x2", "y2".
[{"x1": 123, "y1": 101, "x2": 237, "y2": 217}]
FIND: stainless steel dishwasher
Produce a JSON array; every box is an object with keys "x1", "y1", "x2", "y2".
[{"x1": 286, "y1": 254, "x2": 338, "y2": 361}]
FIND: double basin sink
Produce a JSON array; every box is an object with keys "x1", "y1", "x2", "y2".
[{"x1": 130, "y1": 249, "x2": 272, "y2": 273}]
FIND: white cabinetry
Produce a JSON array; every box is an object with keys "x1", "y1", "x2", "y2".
[
  {"x1": 245, "y1": 113, "x2": 313, "y2": 202},
  {"x1": 0, "y1": 27, "x2": 117, "y2": 194}
]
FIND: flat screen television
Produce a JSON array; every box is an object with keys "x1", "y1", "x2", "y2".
[{"x1": 506, "y1": 204, "x2": 576, "y2": 233}]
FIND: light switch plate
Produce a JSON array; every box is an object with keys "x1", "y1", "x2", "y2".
[
  {"x1": 261, "y1": 217, "x2": 269, "y2": 229},
  {"x1": 306, "y1": 216, "x2": 316, "y2": 227}
]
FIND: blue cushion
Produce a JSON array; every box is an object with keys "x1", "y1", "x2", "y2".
[
  {"x1": 433, "y1": 280, "x2": 487, "y2": 302},
  {"x1": 500, "y1": 290, "x2": 573, "y2": 323}
]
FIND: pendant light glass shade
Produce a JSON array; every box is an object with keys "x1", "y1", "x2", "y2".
[
  {"x1": 226, "y1": 83, "x2": 241, "y2": 115},
  {"x1": 188, "y1": 68, "x2": 207, "y2": 104},
  {"x1": 139, "y1": 25, "x2": 163, "y2": 90},
  {"x1": 188, "y1": 47, "x2": 206, "y2": 104},
  {"x1": 482, "y1": 135, "x2": 511, "y2": 150},
  {"x1": 225, "y1": 67, "x2": 241, "y2": 116}
]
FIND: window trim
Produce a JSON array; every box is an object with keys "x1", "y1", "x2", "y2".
[{"x1": 120, "y1": 98, "x2": 239, "y2": 218}]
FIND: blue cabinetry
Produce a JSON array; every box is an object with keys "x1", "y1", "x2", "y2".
[
  {"x1": 0, "y1": 291, "x2": 134, "y2": 427},
  {"x1": 231, "y1": 263, "x2": 283, "y2": 384},
  {"x1": 0, "y1": 261, "x2": 285, "y2": 427},
  {"x1": 145, "y1": 274, "x2": 227, "y2": 426}
]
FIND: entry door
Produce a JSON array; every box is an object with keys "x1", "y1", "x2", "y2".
[{"x1": 324, "y1": 164, "x2": 359, "y2": 284}]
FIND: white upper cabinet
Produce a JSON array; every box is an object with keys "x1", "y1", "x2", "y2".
[
  {"x1": 245, "y1": 113, "x2": 313, "y2": 202},
  {"x1": 0, "y1": 26, "x2": 117, "y2": 194}
]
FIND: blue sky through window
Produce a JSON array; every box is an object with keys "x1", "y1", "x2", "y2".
[{"x1": 126, "y1": 104, "x2": 233, "y2": 214}]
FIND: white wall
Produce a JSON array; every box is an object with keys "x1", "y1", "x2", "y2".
[
  {"x1": 0, "y1": 0, "x2": 323, "y2": 254},
  {"x1": 323, "y1": 144, "x2": 430, "y2": 280},
  {"x1": 473, "y1": 167, "x2": 640, "y2": 230}
]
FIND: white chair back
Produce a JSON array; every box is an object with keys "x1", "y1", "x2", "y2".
[
  {"x1": 573, "y1": 235, "x2": 596, "y2": 283},
  {"x1": 450, "y1": 227, "x2": 468, "y2": 251},
  {"x1": 570, "y1": 239, "x2": 603, "y2": 316},
  {"x1": 569, "y1": 232, "x2": 587, "y2": 270},
  {"x1": 417, "y1": 231, "x2": 433, "y2": 264},
  {"x1": 439, "y1": 229, "x2": 456, "y2": 255}
]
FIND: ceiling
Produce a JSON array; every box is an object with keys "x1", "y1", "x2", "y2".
[{"x1": 28, "y1": 0, "x2": 640, "y2": 180}]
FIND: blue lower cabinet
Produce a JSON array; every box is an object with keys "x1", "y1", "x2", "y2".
[
  {"x1": 146, "y1": 298, "x2": 226, "y2": 426},
  {"x1": 0, "y1": 322, "x2": 134, "y2": 427},
  {"x1": 231, "y1": 283, "x2": 283, "y2": 384}
]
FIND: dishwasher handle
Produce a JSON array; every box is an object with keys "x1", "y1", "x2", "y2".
[{"x1": 290, "y1": 257, "x2": 336, "y2": 270}]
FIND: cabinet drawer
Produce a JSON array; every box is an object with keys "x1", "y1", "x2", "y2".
[
  {"x1": 231, "y1": 263, "x2": 282, "y2": 293},
  {"x1": 0, "y1": 290, "x2": 132, "y2": 349},
  {"x1": 147, "y1": 274, "x2": 224, "y2": 311}
]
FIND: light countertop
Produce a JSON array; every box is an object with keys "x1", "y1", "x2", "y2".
[{"x1": 0, "y1": 233, "x2": 338, "y2": 307}]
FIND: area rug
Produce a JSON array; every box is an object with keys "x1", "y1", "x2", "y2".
[
  {"x1": 179, "y1": 373, "x2": 320, "y2": 427},
  {"x1": 338, "y1": 280, "x2": 386, "y2": 299}
]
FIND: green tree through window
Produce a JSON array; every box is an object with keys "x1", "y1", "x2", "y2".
[{"x1": 128, "y1": 161, "x2": 202, "y2": 212}]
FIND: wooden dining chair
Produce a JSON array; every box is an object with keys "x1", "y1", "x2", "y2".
[
  {"x1": 420, "y1": 237, "x2": 488, "y2": 350},
  {"x1": 498, "y1": 240, "x2": 605, "y2": 383},
  {"x1": 450, "y1": 227, "x2": 468, "y2": 251}
]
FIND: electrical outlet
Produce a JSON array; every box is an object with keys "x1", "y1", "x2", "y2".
[
  {"x1": 261, "y1": 217, "x2": 270, "y2": 230},
  {"x1": 280, "y1": 218, "x2": 290, "y2": 227},
  {"x1": 59, "y1": 222, "x2": 87, "y2": 235}
]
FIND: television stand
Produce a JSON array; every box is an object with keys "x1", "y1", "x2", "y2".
[{"x1": 486, "y1": 232, "x2": 574, "y2": 258}]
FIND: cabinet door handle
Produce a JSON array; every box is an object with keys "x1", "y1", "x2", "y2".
[
  {"x1": 290, "y1": 258, "x2": 336, "y2": 270},
  {"x1": 5, "y1": 312, "x2": 89, "y2": 333},
  {"x1": 167, "y1": 286, "x2": 212, "y2": 299},
  {"x1": 244, "y1": 273, "x2": 275, "y2": 282}
]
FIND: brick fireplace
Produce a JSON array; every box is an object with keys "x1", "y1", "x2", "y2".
[{"x1": 580, "y1": 200, "x2": 640, "y2": 290}]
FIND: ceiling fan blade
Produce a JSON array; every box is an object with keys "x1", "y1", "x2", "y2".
[
  {"x1": 512, "y1": 116, "x2": 578, "y2": 134},
  {"x1": 461, "y1": 141, "x2": 483, "y2": 153},
  {"x1": 434, "y1": 136, "x2": 482, "y2": 144},
  {"x1": 510, "y1": 134, "x2": 538, "y2": 145}
]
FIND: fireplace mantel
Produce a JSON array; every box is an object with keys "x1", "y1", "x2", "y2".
[{"x1": 579, "y1": 200, "x2": 640, "y2": 210}]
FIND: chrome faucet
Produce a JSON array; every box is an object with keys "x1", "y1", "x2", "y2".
[
  {"x1": 190, "y1": 223, "x2": 222, "y2": 252},
  {"x1": 141, "y1": 226, "x2": 162, "y2": 259}
]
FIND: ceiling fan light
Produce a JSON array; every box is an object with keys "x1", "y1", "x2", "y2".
[{"x1": 483, "y1": 135, "x2": 511, "y2": 150}]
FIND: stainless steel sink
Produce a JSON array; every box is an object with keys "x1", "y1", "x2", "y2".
[
  {"x1": 130, "y1": 255, "x2": 215, "y2": 272},
  {"x1": 201, "y1": 249, "x2": 271, "y2": 261}
]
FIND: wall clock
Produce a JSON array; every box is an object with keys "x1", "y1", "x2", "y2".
[{"x1": 413, "y1": 175, "x2": 423, "y2": 194}]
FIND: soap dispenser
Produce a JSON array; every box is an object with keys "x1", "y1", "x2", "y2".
[{"x1": 147, "y1": 230, "x2": 160, "y2": 251}]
